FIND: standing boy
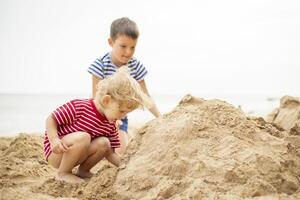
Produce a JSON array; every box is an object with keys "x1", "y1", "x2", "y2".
[{"x1": 88, "y1": 17, "x2": 161, "y2": 154}]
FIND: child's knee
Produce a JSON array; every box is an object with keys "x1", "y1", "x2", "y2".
[
  {"x1": 71, "y1": 132, "x2": 91, "y2": 146},
  {"x1": 94, "y1": 137, "x2": 111, "y2": 150}
]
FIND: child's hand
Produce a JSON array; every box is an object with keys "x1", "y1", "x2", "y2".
[
  {"x1": 50, "y1": 138, "x2": 69, "y2": 154},
  {"x1": 115, "y1": 120, "x2": 123, "y2": 130}
]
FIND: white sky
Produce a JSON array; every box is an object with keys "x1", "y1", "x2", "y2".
[{"x1": 0, "y1": 0, "x2": 299, "y2": 97}]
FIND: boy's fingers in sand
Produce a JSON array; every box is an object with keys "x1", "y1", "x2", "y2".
[
  {"x1": 51, "y1": 138, "x2": 63, "y2": 153},
  {"x1": 60, "y1": 141, "x2": 69, "y2": 152}
]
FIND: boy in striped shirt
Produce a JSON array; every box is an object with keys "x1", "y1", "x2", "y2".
[
  {"x1": 44, "y1": 67, "x2": 152, "y2": 183},
  {"x1": 88, "y1": 17, "x2": 161, "y2": 155}
]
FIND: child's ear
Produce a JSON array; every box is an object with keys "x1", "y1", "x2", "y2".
[
  {"x1": 108, "y1": 37, "x2": 113, "y2": 47},
  {"x1": 102, "y1": 95, "x2": 112, "y2": 106}
]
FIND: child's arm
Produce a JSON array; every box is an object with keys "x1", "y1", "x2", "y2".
[
  {"x1": 138, "y1": 80, "x2": 162, "y2": 118},
  {"x1": 46, "y1": 115, "x2": 69, "y2": 153},
  {"x1": 105, "y1": 148, "x2": 125, "y2": 168}
]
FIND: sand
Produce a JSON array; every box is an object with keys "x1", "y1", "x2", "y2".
[
  {"x1": 266, "y1": 96, "x2": 300, "y2": 135},
  {"x1": 1, "y1": 94, "x2": 300, "y2": 200}
]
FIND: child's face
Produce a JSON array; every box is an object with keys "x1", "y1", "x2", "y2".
[
  {"x1": 102, "y1": 97, "x2": 132, "y2": 123},
  {"x1": 109, "y1": 35, "x2": 138, "y2": 67}
]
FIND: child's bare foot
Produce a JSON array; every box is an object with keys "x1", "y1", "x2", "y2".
[
  {"x1": 56, "y1": 172, "x2": 84, "y2": 183},
  {"x1": 76, "y1": 169, "x2": 94, "y2": 178}
]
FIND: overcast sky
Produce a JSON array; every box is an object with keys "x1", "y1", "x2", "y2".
[{"x1": 0, "y1": 0, "x2": 299, "y2": 97}]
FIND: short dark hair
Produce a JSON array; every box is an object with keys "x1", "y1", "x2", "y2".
[{"x1": 110, "y1": 17, "x2": 139, "y2": 40}]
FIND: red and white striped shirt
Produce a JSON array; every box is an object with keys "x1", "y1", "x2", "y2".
[{"x1": 44, "y1": 99, "x2": 120, "y2": 160}]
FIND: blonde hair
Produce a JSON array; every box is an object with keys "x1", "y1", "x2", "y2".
[{"x1": 95, "y1": 66, "x2": 152, "y2": 110}]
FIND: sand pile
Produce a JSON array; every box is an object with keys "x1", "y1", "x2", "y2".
[
  {"x1": 266, "y1": 95, "x2": 300, "y2": 136},
  {"x1": 1, "y1": 94, "x2": 300, "y2": 200},
  {"x1": 114, "y1": 95, "x2": 300, "y2": 199}
]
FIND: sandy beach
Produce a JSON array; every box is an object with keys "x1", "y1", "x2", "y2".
[{"x1": 1, "y1": 94, "x2": 300, "y2": 200}]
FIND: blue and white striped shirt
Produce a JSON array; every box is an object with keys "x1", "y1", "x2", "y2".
[{"x1": 87, "y1": 52, "x2": 148, "y2": 81}]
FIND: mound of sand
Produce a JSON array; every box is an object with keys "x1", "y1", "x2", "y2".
[
  {"x1": 115, "y1": 95, "x2": 300, "y2": 199},
  {"x1": 266, "y1": 95, "x2": 300, "y2": 136},
  {"x1": 1, "y1": 95, "x2": 300, "y2": 200}
]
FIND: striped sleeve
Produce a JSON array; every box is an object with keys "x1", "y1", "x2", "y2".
[
  {"x1": 87, "y1": 58, "x2": 105, "y2": 79},
  {"x1": 132, "y1": 60, "x2": 148, "y2": 81},
  {"x1": 52, "y1": 101, "x2": 76, "y2": 125},
  {"x1": 107, "y1": 126, "x2": 121, "y2": 149}
]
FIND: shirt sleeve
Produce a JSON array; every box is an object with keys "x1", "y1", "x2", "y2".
[
  {"x1": 107, "y1": 126, "x2": 121, "y2": 149},
  {"x1": 87, "y1": 58, "x2": 105, "y2": 79},
  {"x1": 52, "y1": 101, "x2": 76, "y2": 125},
  {"x1": 132, "y1": 60, "x2": 148, "y2": 81}
]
